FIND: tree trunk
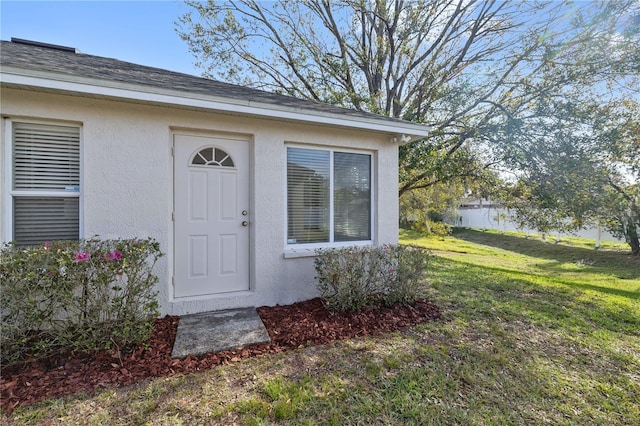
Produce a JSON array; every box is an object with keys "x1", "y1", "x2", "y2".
[
  {"x1": 624, "y1": 220, "x2": 640, "y2": 256},
  {"x1": 628, "y1": 233, "x2": 640, "y2": 256}
]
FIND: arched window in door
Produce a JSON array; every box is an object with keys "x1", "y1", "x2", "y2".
[{"x1": 190, "y1": 147, "x2": 234, "y2": 167}]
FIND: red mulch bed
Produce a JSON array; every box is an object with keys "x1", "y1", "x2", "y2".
[{"x1": 0, "y1": 297, "x2": 440, "y2": 413}]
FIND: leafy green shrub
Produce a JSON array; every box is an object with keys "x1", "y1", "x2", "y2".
[
  {"x1": 314, "y1": 246, "x2": 384, "y2": 312},
  {"x1": 411, "y1": 217, "x2": 452, "y2": 236},
  {"x1": 384, "y1": 245, "x2": 432, "y2": 305},
  {"x1": 427, "y1": 220, "x2": 452, "y2": 236},
  {"x1": 314, "y1": 244, "x2": 429, "y2": 312},
  {"x1": 0, "y1": 237, "x2": 162, "y2": 365}
]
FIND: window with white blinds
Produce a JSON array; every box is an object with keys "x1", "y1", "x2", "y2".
[
  {"x1": 10, "y1": 122, "x2": 80, "y2": 245},
  {"x1": 287, "y1": 147, "x2": 371, "y2": 245}
]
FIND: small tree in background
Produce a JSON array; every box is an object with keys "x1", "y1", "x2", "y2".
[{"x1": 497, "y1": 101, "x2": 640, "y2": 255}]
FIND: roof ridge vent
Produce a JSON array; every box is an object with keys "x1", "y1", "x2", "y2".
[{"x1": 11, "y1": 38, "x2": 78, "y2": 53}]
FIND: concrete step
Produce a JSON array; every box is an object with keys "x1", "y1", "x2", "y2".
[{"x1": 171, "y1": 307, "x2": 271, "y2": 359}]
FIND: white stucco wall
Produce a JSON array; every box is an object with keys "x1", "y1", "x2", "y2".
[{"x1": 0, "y1": 88, "x2": 400, "y2": 315}]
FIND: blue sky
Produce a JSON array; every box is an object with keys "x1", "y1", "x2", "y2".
[{"x1": 1, "y1": 1, "x2": 199, "y2": 75}]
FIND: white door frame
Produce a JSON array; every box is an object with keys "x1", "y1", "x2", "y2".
[{"x1": 173, "y1": 131, "x2": 251, "y2": 299}]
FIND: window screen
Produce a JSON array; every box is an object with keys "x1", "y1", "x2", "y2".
[{"x1": 334, "y1": 152, "x2": 371, "y2": 242}]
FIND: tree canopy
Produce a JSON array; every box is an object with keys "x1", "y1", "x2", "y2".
[{"x1": 177, "y1": 0, "x2": 640, "y2": 252}]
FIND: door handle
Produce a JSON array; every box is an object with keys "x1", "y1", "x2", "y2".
[{"x1": 242, "y1": 221, "x2": 248, "y2": 227}]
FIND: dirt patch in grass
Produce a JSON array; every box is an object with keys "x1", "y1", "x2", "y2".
[{"x1": 0, "y1": 297, "x2": 440, "y2": 414}]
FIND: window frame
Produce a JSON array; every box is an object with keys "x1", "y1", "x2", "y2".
[
  {"x1": 3, "y1": 118, "x2": 83, "y2": 245},
  {"x1": 284, "y1": 144, "x2": 375, "y2": 251}
]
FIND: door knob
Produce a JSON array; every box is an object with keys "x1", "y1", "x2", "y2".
[
  {"x1": 242, "y1": 221, "x2": 248, "y2": 227},
  {"x1": 242, "y1": 210, "x2": 248, "y2": 216}
]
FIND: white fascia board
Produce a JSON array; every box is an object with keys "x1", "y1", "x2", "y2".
[{"x1": 0, "y1": 68, "x2": 430, "y2": 138}]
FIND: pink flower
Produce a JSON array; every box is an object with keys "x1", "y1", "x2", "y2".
[
  {"x1": 108, "y1": 251, "x2": 123, "y2": 261},
  {"x1": 75, "y1": 252, "x2": 90, "y2": 262},
  {"x1": 389, "y1": 268, "x2": 394, "y2": 273},
  {"x1": 43, "y1": 241, "x2": 50, "y2": 249}
]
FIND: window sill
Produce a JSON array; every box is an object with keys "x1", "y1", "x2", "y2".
[
  {"x1": 283, "y1": 249, "x2": 317, "y2": 259},
  {"x1": 283, "y1": 241, "x2": 374, "y2": 259}
]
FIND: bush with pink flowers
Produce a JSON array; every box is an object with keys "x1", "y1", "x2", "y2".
[{"x1": 0, "y1": 237, "x2": 162, "y2": 366}]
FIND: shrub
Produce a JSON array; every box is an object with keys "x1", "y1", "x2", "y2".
[
  {"x1": 0, "y1": 237, "x2": 162, "y2": 366},
  {"x1": 383, "y1": 245, "x2": 432, "y2": 305},
  {"x1": 411, "y1": 217, "x2": 452, "y2": 236},
  {"x1": 314, "y1": 246, "x2": 384, "y2": 312},
  {"x1": 314, "y1": 244, "x2": 429, "y2": 312},
  {"x1": 426, "y1": 220, "x2": 452, "y2": 236}
]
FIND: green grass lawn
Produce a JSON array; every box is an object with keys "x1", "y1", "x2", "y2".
[{"x1": 5, "y1": 228, "x2": 639, "y2": 425}]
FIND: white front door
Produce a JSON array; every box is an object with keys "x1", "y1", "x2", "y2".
[{"x1": 174, "y1": 133, "x2": 250, "y2": 298}]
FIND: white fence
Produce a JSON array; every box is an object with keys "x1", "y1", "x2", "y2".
[{"x1": 451, "y1": 206, "x2": 622, "y2": 243}]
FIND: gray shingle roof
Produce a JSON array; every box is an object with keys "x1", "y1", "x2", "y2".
[{"x1": 0, "y1": 39, "x2": 423, "y2": 132}]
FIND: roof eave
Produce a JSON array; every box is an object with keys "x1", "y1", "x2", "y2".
[{"x1": 0, "y1": 67, "x2": 430, "y2": 140}]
